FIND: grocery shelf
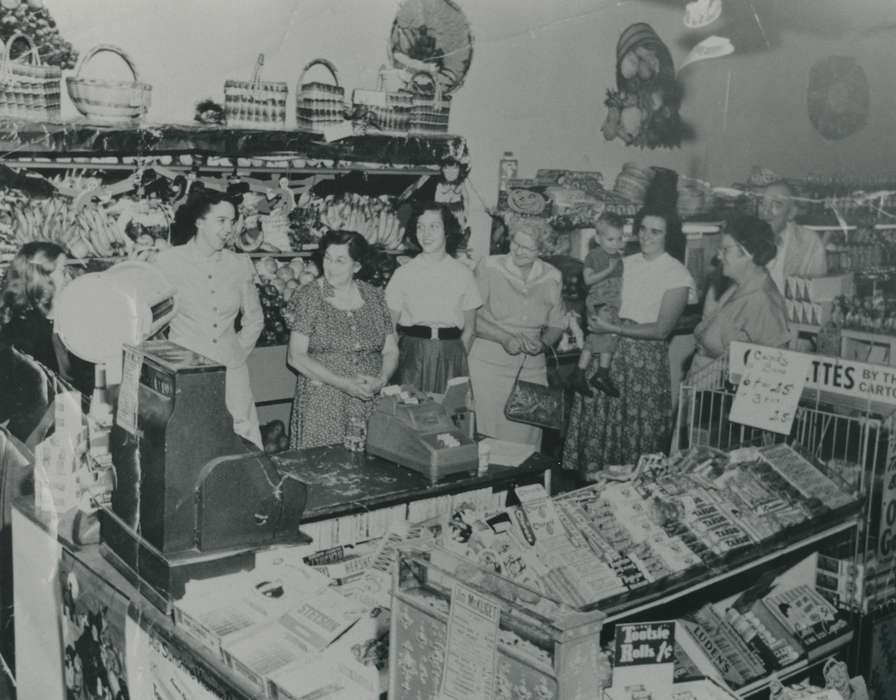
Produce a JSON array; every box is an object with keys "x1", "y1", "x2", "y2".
[
  {"x1": 600, "y1": 516, "x2": 859, "y2": 624},
  {"x1": 736, "y1": 634, "x2": 853, "y2": 697}
]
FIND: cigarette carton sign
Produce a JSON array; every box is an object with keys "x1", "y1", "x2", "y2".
[{"x1": 614, "y1": 621, "x2": 675, "y2": 667}]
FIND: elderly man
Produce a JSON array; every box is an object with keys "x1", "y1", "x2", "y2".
[{"x1": 758, "y1": 180, "x2": 827, "y2": 293}]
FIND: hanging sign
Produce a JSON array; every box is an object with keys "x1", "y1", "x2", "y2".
[
  {"x1": 729, "y1": 345, "x2": 810, "y2": 434},
  {"x1": 729, "y1": 341, "x2": 896, "y2": 414}
]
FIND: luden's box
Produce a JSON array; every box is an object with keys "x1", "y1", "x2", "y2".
[{"x1": 389, "y1": 547, "x2": 607, "y2": 700}]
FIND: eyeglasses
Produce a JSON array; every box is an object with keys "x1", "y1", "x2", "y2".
[{"x1": 510, "y1": 238, "x2": 538, "y2": 253}]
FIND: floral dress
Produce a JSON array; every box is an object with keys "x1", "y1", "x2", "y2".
[{"x1": 285, "y1": 278, "x2": 392, "y2": 449}]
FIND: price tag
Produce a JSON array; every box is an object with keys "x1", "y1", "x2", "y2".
[
  {"x1": 116, "y1": 348, "x2": 142, "y2": 436},
  {"x1": 729, "y1": 346, "x2": 810, "y2": 434}
]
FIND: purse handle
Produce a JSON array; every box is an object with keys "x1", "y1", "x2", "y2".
[{"x1": 513, "y1": 343, "x2": 559, "y2": 382}]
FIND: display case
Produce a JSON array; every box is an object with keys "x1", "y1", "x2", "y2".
[{"x1": 390, "y1": 547, "x2": 607, "y2": 700}]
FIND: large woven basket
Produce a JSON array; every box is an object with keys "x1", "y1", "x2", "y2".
[
  {"x1": 296, "y1": 58, "x2": 345, "y2": 133},
  {"x1": 0, "y1": 32, "x2": 61, "y2": 122},
  {"x1": 66, "y1": 44, "x2": 152, "y2": 123},
  {"x1": 407, "y1": 72, "x2": 451, "y2": 135},
  {"x1": 224, "y1": 53, "x2": 288, "y2": 130},
  {"x1": 351, "y1": 67, "x2": 412, "y2": 136}
]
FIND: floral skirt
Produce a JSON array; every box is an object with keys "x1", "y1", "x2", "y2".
[{"x1": 562, "y1": 333, "x2": 672, "y2": 473}]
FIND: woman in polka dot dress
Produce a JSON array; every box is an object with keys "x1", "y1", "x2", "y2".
[{"x1": 285, "y1": 230, "x2": 398, "y2": 449}]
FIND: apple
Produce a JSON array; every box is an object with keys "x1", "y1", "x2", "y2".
[{"x1": 276, "y1": 265, "x2": 295, "y2": 282}]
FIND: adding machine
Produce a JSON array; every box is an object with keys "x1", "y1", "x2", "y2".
[{"x1": 366, "y1": 381, "x2": 479, "y2": 483}]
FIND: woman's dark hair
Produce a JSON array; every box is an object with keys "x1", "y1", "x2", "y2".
[
  {"x1": 171, "y1": 187, "x2": 238, "y2": 245},
  {"x1": 404, "y1": 202, "x2": 464, "y2": 256},
  {"x1": 0, "y1": 240, "x2": 66, "y2": 323},
  {"x1": 633, "y1": 205, "x2": 685, "y2": 263},
  {"x1": 726, "y1": 214, "x2": 778, "y2": 267},
  {"x1": 316, "y1": 229, "x2": 369, "y2": 277}
]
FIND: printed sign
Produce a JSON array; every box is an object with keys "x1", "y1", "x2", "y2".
[
  {"x1": 730, "y1": 341, "x2": 896, "y2": 412},
  {"x1": 115, "y1": 347, "x2": 142, "y2": 436},
  {"x1": 439, "y1": 581, "x2": 500, "y2": 700},
  {"x1": 614, "y1": 621, "x2": 675, "y2": 668},
  {"x1": 729, "y1": 344, "x2": 811, "y2": 434}
]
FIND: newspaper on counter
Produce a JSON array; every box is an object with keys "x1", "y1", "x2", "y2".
[{"x1": 173, "y1": 555, "x2": 330, "y2": 652}]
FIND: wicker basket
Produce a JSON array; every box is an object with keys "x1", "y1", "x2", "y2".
[
  {"x1": 351, "y1": 67, "x2": 412, "y2": 136},
  {"x1": 407, "y1": 72, "x2": 451, "y2": 135},
  {"x1": 224, "y1": 53, "x2": 288, "y2": 130},
  {"x1": 0, "y1": 32, "x2": 61, "y2": 122},
  {"x1": 296, "y1": 58, "x2": 345, "y2": 133},
  {"x1": 66, "y1": 44, "x2": 152, "y2": 123}
]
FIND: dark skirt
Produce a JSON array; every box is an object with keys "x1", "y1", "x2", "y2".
[
  {"x1": 395, "y1": 336, "x2": 468, "y2": 394},
  {"x1": 562, "y1": 334, "x2": 672, "y2": 473}
]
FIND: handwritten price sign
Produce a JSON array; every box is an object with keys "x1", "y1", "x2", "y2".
[{"x1": 729, "y1": 346, "x2": 810, "y2": 434}]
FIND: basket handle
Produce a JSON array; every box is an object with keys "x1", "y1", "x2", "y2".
[
  {"x1": 73, "y1": 44, "x2": 140, "y2": 83},
  {"x1": 299, "y1": 58, "x2": 340, "y2": 88},
  {"x1": 408, "y1": 70, "x2": 443, "y2": 106},
  {"x1": 4, "y1": 32, "x2": 41, "y2": 66},
  {"x1": 249, "y1": 53, "x2": 265, "y2": 88}
]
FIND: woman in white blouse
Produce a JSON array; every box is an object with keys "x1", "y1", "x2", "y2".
[
  {"x1": 385, "y1": 203, "x2": 481, "y2": 394},
  {"x1": 563, "y1": 206, "x2": 696, "y2": 473},
  {"x1": 155, "y1": 189, "x2": 264, "y2": 447}
]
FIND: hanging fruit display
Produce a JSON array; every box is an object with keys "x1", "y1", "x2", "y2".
[{"x1": 290, "y1": 191, "x2": 406, "y2": 251}]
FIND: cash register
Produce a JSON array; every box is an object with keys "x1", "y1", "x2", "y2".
[{"x1": 55, "y1": 263, "x2": 310, "y2": 606}]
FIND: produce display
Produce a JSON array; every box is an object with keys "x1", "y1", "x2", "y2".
[
  {"x1": 254, "y1": 255, "x2": 319, "y2": 346},
  {"x1": 0, "y1": 0, "x2": 78, "y2": 70},
  {"x1": 290, "y1": 191, "x2": 407, "y2": 251},
  {"x1": 0, "y1": 187, "x2": 136, "y2": 261}
]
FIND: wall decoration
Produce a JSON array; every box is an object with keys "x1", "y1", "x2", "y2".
[
  {"x1": 601, "y1": 23, "x2": 690, "y2": 149},
  {"x1": 807, "y1": 55, "x2": 870, "y2": 141},
  {"x1": 388, "y1": 0, "x2": 473, "y2": 96}
]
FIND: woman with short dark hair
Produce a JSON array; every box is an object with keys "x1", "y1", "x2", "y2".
[
  {"x1": 155, "y1": 188, "x2": 264, "y2": 446},
  {"x1": 563, "y1": 206, "x2": 696, "y2": 472},
  {"x1": 688, "y1": 214, "x2": 790, "y2": 376},
  {"x1": 286, "y1": 229, "x2": 398, "y2": 449},
  {"x1": 385, "y1": 203, "x2": 480, "y2": 394}
]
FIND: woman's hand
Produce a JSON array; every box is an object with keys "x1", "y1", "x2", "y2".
[
  {"x1": 356, "y1": 374, "x2": 386, "y2": 395},
  {"x1": 500, "y1": 334, "x2": 524, "y2": 355},
  {"x1": 588, "y1": 312, "x2": 617, "y2": 334},
  {"x1": 340, "y1": 376, "x2": 375, "y2": 401},
  {"x1": 520, "y1": 336, "x2": 545, "y2": 355}
]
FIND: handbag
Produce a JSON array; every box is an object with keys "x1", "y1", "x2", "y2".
[{"x1": 503, "y1": 347, "x2": 566, "y2": 431}]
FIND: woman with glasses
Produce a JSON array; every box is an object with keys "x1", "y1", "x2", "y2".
[
  {"x1": 155, "y1": 188, "x2": 265, "y2": 447},
  {"x1": 468, "y1": 217, "x2": 565, "y2": 447},
  {"x1": 286, "y1": 230, "x2": 398, "y2": 449},
  {"x1": 688, "y1": 215, "x2": 789, "y2": 378},
  {"x1": 563, "y1": 205, "x2": 696, "y2": 473}
]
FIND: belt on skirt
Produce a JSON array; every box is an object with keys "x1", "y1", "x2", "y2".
[{"x1": 398, "y1": 324, "x2": 462, "y2": 340}]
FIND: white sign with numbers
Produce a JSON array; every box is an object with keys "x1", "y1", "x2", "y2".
[{"x1": 729, "y1": 345, "x2": 810, "y2": 434}]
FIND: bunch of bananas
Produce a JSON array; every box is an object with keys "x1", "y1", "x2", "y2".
[
  {"x1": 10, "y1": 197, "x2": 132, "y2": 260},
  {"x1": 316, "y1": 193, "x2": 405, "y2": 250}
]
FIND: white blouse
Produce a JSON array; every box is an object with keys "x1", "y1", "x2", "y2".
[
  {"x1": 385, "y1": 254, "x2": 481, "y2": 328},
  {"x1": 618, "y1": 252, "x2": 697, "y2": 323}
]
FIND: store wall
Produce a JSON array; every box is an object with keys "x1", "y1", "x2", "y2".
[{"x1": 44, "y1": 0, "x2": 896, "y2": 254}]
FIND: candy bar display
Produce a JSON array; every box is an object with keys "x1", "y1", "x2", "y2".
[{"x1": 414, "y1": 444, "x2": 858, "y2": 615}]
